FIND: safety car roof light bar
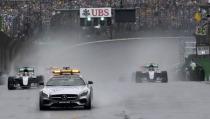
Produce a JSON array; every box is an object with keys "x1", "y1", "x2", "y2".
[{"x1": 52, "y1": 68, "x2": 80, "y2": 75}]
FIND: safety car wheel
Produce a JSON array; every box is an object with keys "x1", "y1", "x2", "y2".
[
  {"x1": 39, "y1": 99, "x2": 49, "y2": 110},
  {"x1": 84, "y1": 97, "x2": 92, "y2": 110}
]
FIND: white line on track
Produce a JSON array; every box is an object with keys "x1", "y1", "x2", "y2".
[{"x1": 70, "y1": 36, "x2": 194, "y2": 48}]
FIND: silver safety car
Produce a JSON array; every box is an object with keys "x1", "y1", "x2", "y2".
[{"x1": 39, "y1": 68, "x2": 93, "y2": 110}]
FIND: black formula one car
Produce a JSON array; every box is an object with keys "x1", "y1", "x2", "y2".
[
  {"x1": 8, "y1": 67, "x2": 44, "y2": 90},
  {"x1": 135, "y1": 63, "x2": 168, "y2": 83}
]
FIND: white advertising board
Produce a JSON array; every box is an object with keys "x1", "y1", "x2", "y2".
[{"x1": 80, "y1": 8, "x2": 112, "y2": 18}]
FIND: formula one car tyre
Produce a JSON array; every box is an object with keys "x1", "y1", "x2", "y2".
[
  {"x1": 37, "y1": 75, "x2": 44, "y2": 86},
  {"x1": 195, "y1": 66, "x2": 205, "y2": 81},
  {"x1": 161, "y1": 71, "x2": 168, "y2": 83},
  {"x1": 136, "y1": 71, "x2": 144, "y2": 83},
  {"x1": 189, "y1": 70, "x2": 196, "y2": 81},
  {"x1": 8, "y1": 77, "x2": 16, "y2": 90},
  {"x1": 0, "y1": 78, "x2": 2, "y2": 85}
]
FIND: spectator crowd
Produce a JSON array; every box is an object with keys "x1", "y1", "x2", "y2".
[{"x1": 0, "y1": 0, "x2": 206, "y2": 39}]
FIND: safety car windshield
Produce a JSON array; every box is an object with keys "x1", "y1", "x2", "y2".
[{"x1": 46, "y1": 77, "x2": 85, "y2": 86}]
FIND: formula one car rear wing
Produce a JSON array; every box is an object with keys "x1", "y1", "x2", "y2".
[
  {"x1": 144, "y1": 63, "x2": 159, "y2": 68},
  {"x1": 18, "y1": 67, "x2": 34, "y2": 73}
]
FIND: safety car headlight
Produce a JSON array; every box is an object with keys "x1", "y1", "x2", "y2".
[
  {"x1": 80, "y1": 90, "x2": 88, "y2": 97},
  {"x1": 40, "y1": 91, "x2": 49, "y2": 98}
]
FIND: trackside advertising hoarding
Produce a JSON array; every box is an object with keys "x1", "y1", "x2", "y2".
[{"x1": 80, "y1": 8, "x2": 112, "y2": 18}]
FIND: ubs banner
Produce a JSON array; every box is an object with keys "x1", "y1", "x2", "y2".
[{"x1": 80, "y1": 8, "x2": 112, "y2": 18}]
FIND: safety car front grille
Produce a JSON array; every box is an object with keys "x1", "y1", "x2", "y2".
[{"x1": 50, "y1": 94, "x2": 78, "y2": 101}]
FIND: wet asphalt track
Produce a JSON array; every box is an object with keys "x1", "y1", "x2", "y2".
[{"x1": 1, "y1": 36, "x2": 210, "y2": 119}]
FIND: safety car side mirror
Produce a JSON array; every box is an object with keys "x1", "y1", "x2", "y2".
[{"x1": 88, "y1": 81, "x2": 93, "y2": 84}]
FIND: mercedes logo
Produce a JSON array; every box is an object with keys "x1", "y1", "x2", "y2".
[{"x1": 62, "y1": 95, "x2": 68, "y2": 100}]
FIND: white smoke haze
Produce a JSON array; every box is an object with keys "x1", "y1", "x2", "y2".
[{"x1": 9, "y1": 29, "x2": 187, "y2": 107}]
